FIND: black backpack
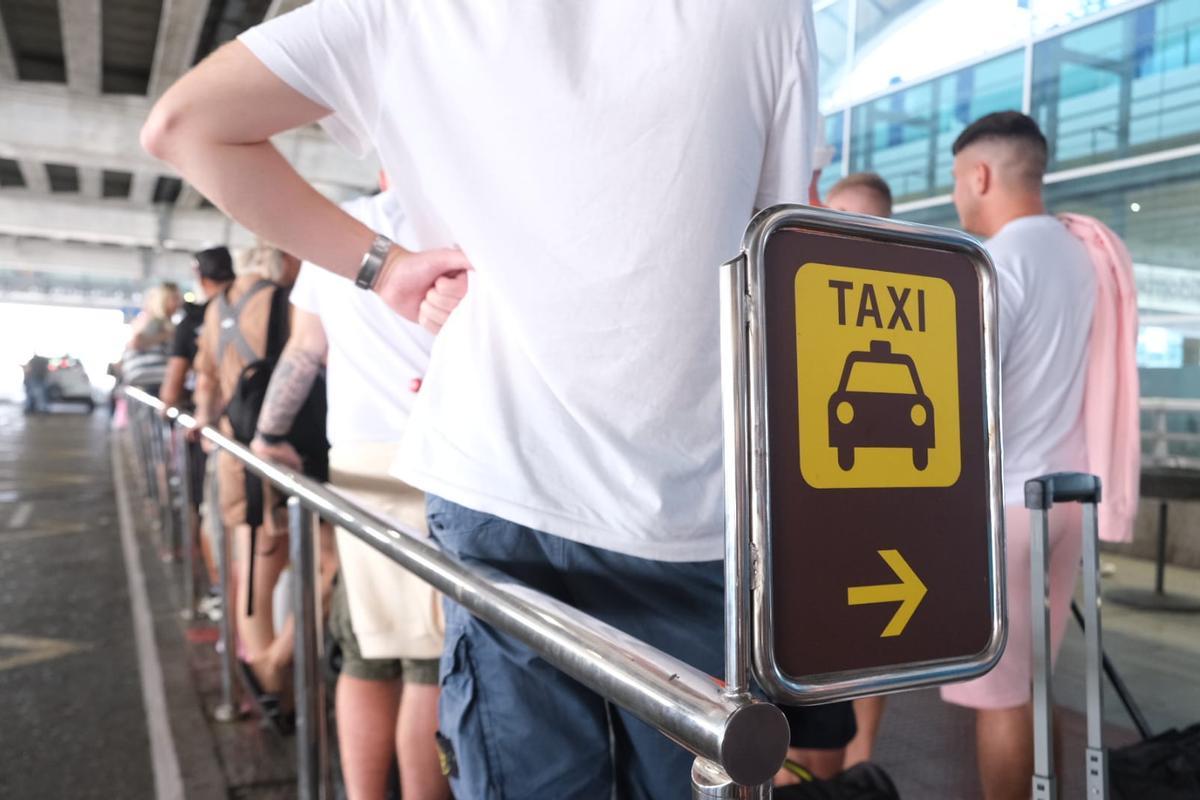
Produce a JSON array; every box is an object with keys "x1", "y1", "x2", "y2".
[
  {"x1": 221, "y1": 280, "x2": 329, "y2": 491},
  {"x1": 774, "y1": 763, "x2": 900, "y2": 800}
]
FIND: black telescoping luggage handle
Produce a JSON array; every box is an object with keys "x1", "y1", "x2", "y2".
[{"x1": 1025, "y1": 472, "x2": 1102, "y2": 510}]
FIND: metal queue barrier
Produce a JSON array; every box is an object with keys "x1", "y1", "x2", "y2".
[
  {"x1": 121, "y1": 385, "x2": 788, "y2": 800},
  {"x1": 121, "y1": 205, "x2": 1012, "y2": 798}
]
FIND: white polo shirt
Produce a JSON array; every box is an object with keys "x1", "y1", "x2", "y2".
[
  {"x1": 987, "y1": 215, "x2": 1096, "y2": 503},
  {"x1": 241, "y1": 0, "x2": 819, "y2": 561}
]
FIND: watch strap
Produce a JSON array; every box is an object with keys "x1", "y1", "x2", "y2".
[{"x1": 354, "y1": 233, "x2": 394, "y2": 290}]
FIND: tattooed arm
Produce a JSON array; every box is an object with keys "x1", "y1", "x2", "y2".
[{"x1": 251, "y1": 308, "x2": 327, "y2": 468}]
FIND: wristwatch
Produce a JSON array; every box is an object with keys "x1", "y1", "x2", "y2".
[
  {"x1": 256, "y1": 431, "x2": 288, "y2": 445},
  {"x1": 354, "y1": 233, "x2": 395, "y2": 290}
]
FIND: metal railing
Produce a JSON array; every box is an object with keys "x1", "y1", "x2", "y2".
[
  {"x1": 1141, "y1": 397, "x2": 1200, "y2": 471},
  {"x1": 121, "y1": 386, "x2": 787, "y2": 799}
]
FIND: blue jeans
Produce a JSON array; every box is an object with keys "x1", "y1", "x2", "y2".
[{"x1": 427, "y1": 496, "x2": 854, "y2": 800}]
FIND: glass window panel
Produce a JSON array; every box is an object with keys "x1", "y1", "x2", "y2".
[
  {"x1": 1030, "y1": 0, "x2": 1139, "y2": 36},
  {"x1": 816, "y1": 0, "x2": 852, "y2": 107},
  {"x1": 848, "y1": 50, "x2": 1023, "y2": 203},
  {"x1": 1032, "y1": 0, "x2": 1200, "y2": 170},
  {"x1": 818, "y1": 112, "x2": 847, "y2": 199}
]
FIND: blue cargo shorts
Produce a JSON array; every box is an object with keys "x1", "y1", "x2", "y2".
[{"x1": 427, "y1": 496, "x2": 854, "y2": 800}]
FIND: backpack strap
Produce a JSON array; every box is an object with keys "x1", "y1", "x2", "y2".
[
  {"x1": 215, "y1": 279, "x2": 274, "y2": 365},
  {"x1": 264, "y1": 284, "x2": 293, "y2": 363}
]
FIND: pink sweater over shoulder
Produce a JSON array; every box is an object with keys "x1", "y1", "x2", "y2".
[{"x1": 1058, "y1": 213, "x2": 1140, "y2": 542}]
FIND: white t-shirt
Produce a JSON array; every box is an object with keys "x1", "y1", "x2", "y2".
[
  {"x1": 241, "y1": 1, "x2": 818, "y2": 562},
  {"x1": 987, "y1": 215, "x2": 1096, "y2": 503},
  {"x1": 289, "y1": 191, "x2": 434, "y2": 447}
]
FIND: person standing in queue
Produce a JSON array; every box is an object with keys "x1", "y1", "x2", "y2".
[
  {"x1": 140, "y1": 3, "x2": 855, "y2": 797},
  {"x1": 823, "y1": 172, "x2": 893, "y2": 219},
  {"x1": 251, "y1": 186, "x2": 451, "y2": 800},
  {"x1": 190, "y1": 243, "x2": 306, "y2": 734},
  {"x1": 943, "y1": 111, "x2": 1096, "y2": 800},
  {"x1": 160, "y1": 246, "x2": 235, "y2": 602}
]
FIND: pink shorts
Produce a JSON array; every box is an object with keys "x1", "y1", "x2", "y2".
[{"x1": 941, "y1": 503, "x2": 1082, "y2": 710}]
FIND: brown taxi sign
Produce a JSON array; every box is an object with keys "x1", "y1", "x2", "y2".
[{"x1": 721, "y1": 206, "x2": 1005, "y2": 705}]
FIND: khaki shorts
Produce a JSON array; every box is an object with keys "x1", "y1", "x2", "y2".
[
  {"x1": 328, "y1": 577, "x2": 439, "y2": 685},
  {"x1": 328, "y1": 442, "x2": 445, "y2": 661}
]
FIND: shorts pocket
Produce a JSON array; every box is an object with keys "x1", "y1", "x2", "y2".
[{"x1": 438, "y1": 629, "x2": 500, "y2": 798}]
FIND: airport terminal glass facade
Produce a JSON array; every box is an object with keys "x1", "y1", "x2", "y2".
[{"x1": 820, "y1": 0, "x2": 1200, "y2": 456}]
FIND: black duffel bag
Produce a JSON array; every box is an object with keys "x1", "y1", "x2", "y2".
[
  {"x1": 1110, "y1": 722, "x2": 1200, "y2": 800},
  {"x1": 774, "y1": 763, "x2": 900, "y2": 799}
]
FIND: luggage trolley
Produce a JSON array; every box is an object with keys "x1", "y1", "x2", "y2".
[{"x1": 1026, "y1": 472, "x2": 1107, "y2": 800}]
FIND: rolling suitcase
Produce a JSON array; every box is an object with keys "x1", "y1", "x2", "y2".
[{"x1": 1025, "y1": 472, "x2": 1107, "y2": 800}]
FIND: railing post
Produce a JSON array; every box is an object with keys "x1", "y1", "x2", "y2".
[
  {"x1": 1031, "y1": 502, "x2": 1057, "y2": 800},
  {"x1": 157, "y1": 413, "x2": 178, "y2": 560},
  {"x1": 174, "y1": 424, "x2": 197, "y2": 620},
  {"x1": 290, "y1": 497, "x2": 322, "y2": 800},
  {"x1": 135, "y1": 404, "x2": 157, "y2": 505},
  {"x1": 209, "y1": 468, "x2": 237, "y2": 722},
  {"x1": 691, "y1": 758, "x2": 772, "y2": 799},
  {"x1": 1153, "y1": 407, "x2": 1168, "y2": 463}
]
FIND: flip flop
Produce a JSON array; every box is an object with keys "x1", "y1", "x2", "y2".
[{"x1": 236, "y1": 659, "x2": 292, "y2": 736}]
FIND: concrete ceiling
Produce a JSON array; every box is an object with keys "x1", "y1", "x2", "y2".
[{"x1": 0, "y1": 0, "x2": 375, "y2": 306}]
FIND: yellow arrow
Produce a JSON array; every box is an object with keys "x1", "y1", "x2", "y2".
[{"x1": 847, "y1": 549, "x2": 927, "y2": 638}]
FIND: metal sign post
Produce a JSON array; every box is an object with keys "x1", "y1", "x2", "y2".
[{"x1": 721, "y1": 205, "x2": 1006, "y2": 705}]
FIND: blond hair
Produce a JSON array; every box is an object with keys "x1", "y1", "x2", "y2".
[
  {"x1": 143, "y1": 285, "x2": 176, "y2": 320},
  {"x1": 233, "y1": 241, "x2": 290, "y2": 282}
]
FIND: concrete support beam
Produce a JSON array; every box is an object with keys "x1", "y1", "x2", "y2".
[
  {"x1": 129, "y1": 172, "x2": 159, "y2": 205},
  {"x1": 0, "y1": 235, "x2": 193, "y2": 281},
  {"x1": 0, "y1": 83, "x2": 378, "y2": 191},
  {"x1": 148, "y1": 0, "x2": 212, "y2": 98},
  {"x1": 59, "y1": 0, "x2": 103, "y2": 94},
  {"x1": 0, "y1": 193, "x2": 255, "y2": 251},
  {"x1": 18, "y1": 161, "x2": 50, "y2": 194},
  {"x1": 175, "y1": 184, "x2": 205, "y2": 210},
  {"x1": 0, "y1": 6, "x2": 17, "y2": 81},
  {"x1": 78, "y1": 168, "x2": 104, "y2": 200}
]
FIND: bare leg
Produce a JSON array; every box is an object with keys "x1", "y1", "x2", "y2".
[
  {"x1": 197, "y1": 512, "x2": 218, "y2": 586},
  {"x1": 397, "y1": 683, "x2": 449, "y2": 800},
  {"x1": 844, "y1": 696, "x2": 886, "y2": 767},
  {"x1": 976, "y1": 703, "x2": 1034, "y2": 800},
  {"x1": 774, "y1": 746, "x2": 846, "y2": 784},
  {"x1": 234, "y1": 525, "x2": 290, "y2": 692},
  {"x1": 337, "y1": 675, "x2": 400, "y2": 800}
]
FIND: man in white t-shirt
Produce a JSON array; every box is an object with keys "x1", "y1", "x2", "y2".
[
  {"x1": 141, "y1": 3, "x2": 853, "y2": 796},
  {"x1": 943, "y1": 111, "x2": 1096, "y2": 800},
  {"x1": 251, "y1": 187, "x2": 452, "y2": 800}
]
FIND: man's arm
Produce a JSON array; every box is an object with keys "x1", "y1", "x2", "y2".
[
  {"x1": 250, "y1": 308, "x2": 327, "y2": 469},
  {"x1": 140, "y1": 42, "x2": 469, "y2": 325},
  {"x1": 190, "y1": 369, "x2": 222, "y2": 446},
  {"x1": 159, "y1": 356, "x2": 190, "y2": 409}
]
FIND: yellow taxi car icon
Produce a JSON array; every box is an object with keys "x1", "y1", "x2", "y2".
[{"x1": 828, "y1": 340, "x2": 934, "y2": 471}]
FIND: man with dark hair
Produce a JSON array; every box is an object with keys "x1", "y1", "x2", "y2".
[
  {"x1": 825, "y1": 171, "x2": 893, "y2": 218},
  {"x1": 946, "y1": 110, "x2": 1095, "y2": 800},
  {"x1": 161, "y1": 247, "x2": 235, "y2": 409},
  {"x1": 160, "y1": 246, "x2": 236, "y2": 616}
]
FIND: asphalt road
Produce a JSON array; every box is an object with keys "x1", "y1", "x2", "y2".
[{"x1": 0, "y1": 403, "x2": 154, "y2": 799}]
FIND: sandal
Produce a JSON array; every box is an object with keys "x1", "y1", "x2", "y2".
[{"x1": 236, "y1": 659, "x2": 293, "y2": 736}]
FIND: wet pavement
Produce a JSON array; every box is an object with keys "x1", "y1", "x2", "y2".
[{"x1": 0, "y1": 403, "x2": 154, "y2": 799}]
